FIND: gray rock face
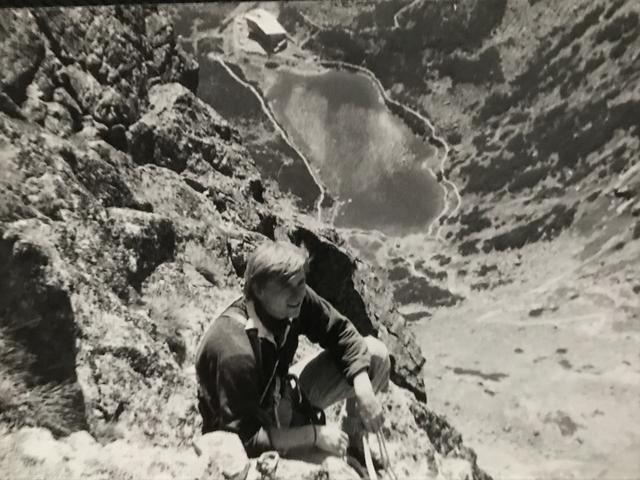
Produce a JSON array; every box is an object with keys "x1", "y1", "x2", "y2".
[
  {"x1": 127, "y1": 82, "x2": 270, "y2": 233},
  {"x1": 63, "y1": 64, "x2": 104, "y2": 116},
  {"x1": 129, "y1": 82, "x2": 236, "y2": 173},
  {"x1": 0, "y1": 427, "x2": 213, "y2": 480},
  {"x1": 0, "y1": 6, "x2": 197, "y2": 147},
  {"x1": 1, "y1": 427, "x2": 368, "y2": 480},
  {"x1": 0, "y1": 10, "x2": 45, "y2": 107},
  {"x1": 192, "y1": 431, "x2": 249, "y2": 480},
  {"x1": 104, "y1": 208, "x2": 177, "y2": 291}
]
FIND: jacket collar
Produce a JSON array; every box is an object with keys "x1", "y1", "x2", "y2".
[
  {"x1": 245, "y1": 299, "x2": 279, "y2": 346},
  {"x1": 246, "y1": 299, "x2": 293, "y2": 346}
]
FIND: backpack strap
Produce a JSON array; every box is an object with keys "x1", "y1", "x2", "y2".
[{"x1": 223, "y1": 309, "x2": 268, "y2": 399}]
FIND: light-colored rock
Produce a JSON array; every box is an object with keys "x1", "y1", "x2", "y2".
[
  {"x1": 193, "y1": 431, "x2": 250, "y2": 480},
  {"x1": 128, "y1": 82, "x2": 236, "y2": 174},
  {"x1": 44, "y1": 101, "x2": 75, "y2": 137},
  {"x1": 0, "y1": 427, "x2": 212, "y2": 480},
  {"x1": 53, "y1": 87, "x2": 82, "y2": 117},
  {"x1": 0, "y1": 427, "x2": 73, "y2": 479},
  {"x1": 438, "y1": 456, "x2": 474, "y2": 480},
  {"x1": 102, "y1": 439, "x2": 208, "y2": 480},
  {"x1": 94, "y1": 86, "x2": 132, "y2": 127},
  {"x1": 64, "y1": 64, "x2": 104, "y2": 114},
  {"x1": 321, "y1": 455, "x2": 361, "y2": 480}
]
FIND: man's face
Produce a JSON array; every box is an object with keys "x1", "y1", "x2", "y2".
[{"x1": 254, "y1": 268, "x2": 306, "y2": 320}]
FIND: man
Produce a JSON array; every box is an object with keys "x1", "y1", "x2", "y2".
[{"x1": 195, "y1": 240, "x2": 390, "y2": 464}]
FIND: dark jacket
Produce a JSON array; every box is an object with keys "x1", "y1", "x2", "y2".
[{"x1": 195, "y1": 285, "x2": 370, "y2": 456}]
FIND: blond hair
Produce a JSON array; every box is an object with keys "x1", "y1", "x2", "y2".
[{"x1": 243, "y1": 240, "x2": 310, "y2": 299}]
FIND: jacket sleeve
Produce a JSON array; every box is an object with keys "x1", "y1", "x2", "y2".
[
  {"x1": 211, "y1": 352, "x2": 274, "y2": 456},
  {"x1": 299, "y1": 285, "x2": 371, "y2": 383}
]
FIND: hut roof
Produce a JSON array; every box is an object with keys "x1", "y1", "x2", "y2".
[{"x1": 244, "y1": 8, "x2": 287, "y2": 36}]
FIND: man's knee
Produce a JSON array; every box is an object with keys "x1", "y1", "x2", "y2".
[{"x1": 364, "y1": 336, "x2": 390, "y2": 391}]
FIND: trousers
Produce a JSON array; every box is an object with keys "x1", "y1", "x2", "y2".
[{"x1": 277, "y1": 335, "x2": 391, "y2": 432}]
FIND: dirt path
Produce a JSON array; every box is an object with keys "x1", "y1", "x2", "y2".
[
  {"x1": 393, "y1": 0, "x2": 422, "y2": 30},
  {"x1": 206, "y1": 54, "x2": 327, "y2": 221}
]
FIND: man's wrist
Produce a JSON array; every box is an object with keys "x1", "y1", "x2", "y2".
[{"x1": 352, "y1": 370, "x2": 374, "y2": 399}]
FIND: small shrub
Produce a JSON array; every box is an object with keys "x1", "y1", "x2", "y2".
[
  {"x1": 147, "y1": 293, "x2": 188, "y2": 365},
  {"x1": 93, "y1": 419, "x2": 126, "y2": 445},
  {"x1": 182, "y1": 241, "x2": 229, "y2": 286},
  {"x1": 0, "y1": 365, "x2": 86, "y2": 437}
]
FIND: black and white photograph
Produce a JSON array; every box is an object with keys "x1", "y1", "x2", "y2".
[{"x1": 1, "y1": 1, "x2": 639, "y2": 479}]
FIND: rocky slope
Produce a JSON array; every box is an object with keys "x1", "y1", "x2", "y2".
[
  {"x1": 279, "y1": 0, "x2": 640, "y2": 478},
  {"x1": 0, "y1": 6, "x2": 489, "y2": 480}
]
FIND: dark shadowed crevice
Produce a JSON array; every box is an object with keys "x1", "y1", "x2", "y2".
[
  {"x1": 118, "y1": 218, "x2": 177, "y2": 292},
  {"x1": 0, "y1": 233, "x2": 88, "y2": 436},
  {"x1": 290, "y1": 227, "x2": 375, "y2": 336},
  {"x1": 2, "y1": 45, "x2": 45, "y2": 107},
  {"x1": 30, "y1": 9, "x2": 67, "y2": 67},
  {"x1": 289, "y1": 226, "x2": 430, "y2": 401},
  {"x1": 254, "y1": 213, "x2": 277, "y2": 239},
  {"x1": 0, "y1": 11, "x2": 45, "y2": 107}
]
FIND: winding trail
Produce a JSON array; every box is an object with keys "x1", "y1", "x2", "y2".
[
  {"x1": 392, "y1": 0, "x2": 422, "y2": 29},
  {"x1": 300, "y1": 0, "x2": 421, "y2": 39},
  {"x1": 208, "y1": 54, "x2": 326, "y2": 221}
]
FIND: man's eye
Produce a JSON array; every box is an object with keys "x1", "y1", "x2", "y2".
[{"x1": 286, "y1": 278, "x2": 304, "y2": 290}]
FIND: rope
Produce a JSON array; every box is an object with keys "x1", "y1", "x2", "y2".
[
  {"x1": 376, "y1": 432, "x2": 400, "y2": 480},
  {"x1": 362, "y1": 434, "x2": 378, "y2": 480},
  {"x1": 360, "y1": 431, "x2": 401, "y2": 480}
]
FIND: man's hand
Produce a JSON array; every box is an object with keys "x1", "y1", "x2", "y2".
[
  {"x1": 316, "y1": 425, "x2": 349, "y2": 456},
  {"x1": 352, "y1": 371, "x2": 384, "y2": 432}
]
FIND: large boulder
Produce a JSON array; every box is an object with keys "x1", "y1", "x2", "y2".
[
  {"x1": 30, "y1": 6, "x2": 197, "y2": 123},
  {"x1": 0, "y1": 117, "x2": 96, "y2": 221},
  {"x1": 127, "y1": 83, "x2": 270, "y2": 232},
  {"x1": 192, "y1": 431, "x2": 249, "y2": 480},
  {"x1": 103, "y1": 208, "x2": 176, "y2": 291},
  {"x1": 0, "y1": 220, "x2": 87, "y2": 437},
  {"x1": 0, "y1": 427, "x2": 213, "y2": 480},
  {"x1": 129, "y1": 82, "x2": 237, "y2": 173},
  {"x1": 0, "y1": 427, "x2": 368, "y2": 480},
  {"x1": 0, "y1": 7, "x2": 197, "y2": 141}
]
